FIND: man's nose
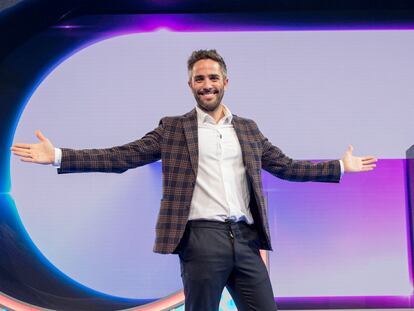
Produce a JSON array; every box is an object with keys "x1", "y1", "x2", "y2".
[{"x1": 201, "y1": 79, "x2": 213, "y2": 89}]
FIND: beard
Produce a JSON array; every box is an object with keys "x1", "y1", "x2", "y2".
[{"x1": 193, "y1": 88, "x2": 225, "y2": 113}]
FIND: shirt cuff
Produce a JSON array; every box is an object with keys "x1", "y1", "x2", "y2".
[
  {"x1": 339, "y1": 159, "x2": 345, "y2": 176},
  {"x1": 53, "y1": 148, "x2": 62, "y2": 167}
]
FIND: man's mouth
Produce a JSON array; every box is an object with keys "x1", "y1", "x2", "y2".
[{"x1": 198, "y1": 89, "x2": 218, "y2": 99}]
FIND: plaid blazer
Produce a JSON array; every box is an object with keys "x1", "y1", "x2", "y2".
[{"x1": 58, "y1": 109, "x2": 341, "y2": 254}]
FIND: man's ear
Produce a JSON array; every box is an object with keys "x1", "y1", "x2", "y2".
[{"x1": 224, "y1": 78, "x2": 229, "y2": 91}]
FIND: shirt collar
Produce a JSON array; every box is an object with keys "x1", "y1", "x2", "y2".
[{"x1": 195, "y1": 104, "x2": 233, "y2": 126}]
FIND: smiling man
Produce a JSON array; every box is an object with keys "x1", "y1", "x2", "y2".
[
  {"x1": 11, "y1": 49, "x2": 377, "y2": 311},
  {"x1": 189, "y1": 56, "x2": 228, "y2": 114}
]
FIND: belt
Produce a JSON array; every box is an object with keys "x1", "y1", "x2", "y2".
[{"x1": 187, "y1": 219, "x2": 255, "y2": 239}]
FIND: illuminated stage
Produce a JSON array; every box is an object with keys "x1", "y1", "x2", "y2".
[{"x1": 1, "y1": 1, "x2": 414, "y2": 310}]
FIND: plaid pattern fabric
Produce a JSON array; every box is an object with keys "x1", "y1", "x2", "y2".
[{"x1": 58, "y1": 109, "x2": 341, "y2": 254}]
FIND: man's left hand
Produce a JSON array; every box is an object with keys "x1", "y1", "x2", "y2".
[{"x1": 341, "y1": 145, "x2": 377, "y2": 173}]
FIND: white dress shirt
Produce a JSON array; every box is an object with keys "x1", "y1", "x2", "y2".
[{"x1": 188, "y1": 105, "x2": 253, "y2": 223}]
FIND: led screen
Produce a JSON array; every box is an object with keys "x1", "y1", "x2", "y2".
[{"x1": 6, "y1": 26, "x2": 414, "y2": 309}]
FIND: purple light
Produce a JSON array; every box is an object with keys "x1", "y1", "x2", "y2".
[
  {"x1": 111, "y1": 14, "x2": 414, "y2": 34},
  {"x1": 264, "y1": 159, "x2": 412, "y2": 305},
  {"x1": 276, "y1": 295, "x2": 414, "y2": 309},
  {"x1": 53, "y1": 25, "x2": 85, "y2": 29}
]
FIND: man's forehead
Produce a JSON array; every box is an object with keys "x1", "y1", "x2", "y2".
[{"x1": 192, "y1": 59, "x2": 221, "y2": 72}]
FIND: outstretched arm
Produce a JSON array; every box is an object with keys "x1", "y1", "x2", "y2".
[
  {"x1": 251, "y1": 121, "x2": 377, "y2": 182},
  {"x1": 11, "y1": 130, "x2": 55, "y2": 165},
  {"x1": 341, "y1": 144, "x2": 377, "y2": 173},
  {"x1": 11, "y1": 120, "x2": 164, "y2": 174}
]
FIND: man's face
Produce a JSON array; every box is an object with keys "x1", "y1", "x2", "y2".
[{"x1": 188, "y1": 59, "x2": 228, "y2": 112}]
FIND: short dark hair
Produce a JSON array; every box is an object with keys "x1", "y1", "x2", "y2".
[{"x1": 187, "y1": 49, "x2": 227, "y2": 80}]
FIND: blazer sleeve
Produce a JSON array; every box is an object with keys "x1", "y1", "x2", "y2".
[
  {"x1": 251, "y1": 121, "x2": 341, "y2": 183},
  {"x1": 57, "y1": 119, "x2": 165, "y2": 174}
]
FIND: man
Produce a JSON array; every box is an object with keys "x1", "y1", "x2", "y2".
[{"x1": 11, "y1": 49, "x2": 377, "y2": 311}]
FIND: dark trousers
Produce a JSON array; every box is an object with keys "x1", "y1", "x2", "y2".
[{"x1": 177, "y1": 220, "x2": 277, "y2": 311}]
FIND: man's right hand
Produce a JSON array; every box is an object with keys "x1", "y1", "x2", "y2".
[{"x1": 11, "y1": 130, "x2": 55, "y2": 165}]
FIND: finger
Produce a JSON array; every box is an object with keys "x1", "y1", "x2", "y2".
[
  {"x1": 361, "y1": 158, "x2": 378, "y2": 164},
  {"x1": 12, "y1": 150, "x2": 32, "y2": 158},
  {"x1": 20, "y1": 157, "x2": 36, "y2": 163},
  {"x1": 360, "y1": 156, "x2": 377, "y2": 160},
  {"x1": 11, "y1": 146, "x2": 30, "y2": 152},
  {"x1": 35, "y1": 130, "x2": 47, "y2": 142},
  {"x1": 347, "y1": 144, "x2": 354, "y2": 154},
  {"x1": 361, "y1": 164, "x2": 376, "y2": 170},
  {"x1": 11, "y1": 143, "x2": 32, "y2": 149}
]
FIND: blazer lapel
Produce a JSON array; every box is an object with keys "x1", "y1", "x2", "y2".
[
  {"x1": 232, "y1": 116, "x2": 255, "y2": 178},
  {"x1": 182, "y1": 109, "x2": 199, "y2": 177}
]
